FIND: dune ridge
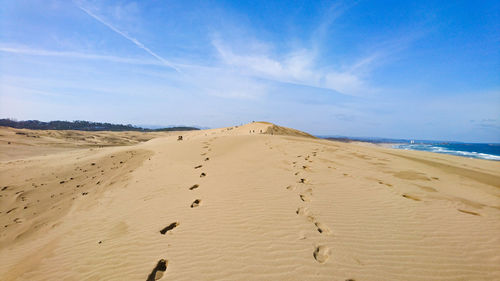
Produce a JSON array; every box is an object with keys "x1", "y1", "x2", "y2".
[{"x1": 1, "y1": 122, "x2": 499, "y2": 280}]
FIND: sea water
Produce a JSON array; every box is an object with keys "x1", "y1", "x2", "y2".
[{"x1": 393, "y1": 143, "x2": 500, "y2": 161}]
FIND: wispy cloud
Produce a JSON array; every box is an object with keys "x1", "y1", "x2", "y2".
[
  {"x1": 74, "y1": 1, "x2": 180, "y2": 72},
  {"x1": 209, "y1": 17, "x2": 426, "y2": 97},
  {"x1": 311, "y1": 1, "x2": 356, "y2": 46},
  {"x1": 0, "y1": 44, "x2": 271, "y2": 100},
  {"x1": 212, "y1": 38, "x2": 373, "y2": 96},
  {"x1": 205, "y1": 1, "x2": 383, "y2": 96},
  {"x1": 2, "y1": 1, "x2": 419, "y2": 99},
  {"x1": 0, "y1": 45, "x2": 162, "y2": 66}
]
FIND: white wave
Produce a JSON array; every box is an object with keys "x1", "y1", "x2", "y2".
[{"x1": 392, "y1": 144, "x2": 500, "y2": 161}]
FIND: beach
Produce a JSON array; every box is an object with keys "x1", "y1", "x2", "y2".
[{"x1": 1, "y1": 122, "x2": 499, "y2": 280}]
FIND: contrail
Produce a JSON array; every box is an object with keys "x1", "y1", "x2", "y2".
[
  {"x1": 75, "y1": 3, "x2": 180, "y2": 73},
  {"x1": 0, "y1": 46, "x2": 163, "y2": 66}
]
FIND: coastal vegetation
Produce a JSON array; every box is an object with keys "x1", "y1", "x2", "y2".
[{"x1": 0, "y1": 119, "x2": 199, "y2": 132}]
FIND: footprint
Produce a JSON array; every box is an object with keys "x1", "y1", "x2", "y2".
[
  {"x1": 204, "y1": 157, "x2": 210, "y2": 161},
  {"x1": 458, "y1": 209, "x2": 480, "y2": 216},
  {"x1": 296, "y1": 206, "x2": 310, "y2": 216},
  {"x1": 189, "y1": 184, "x2": 199, "y2": 190},
  {"x1": 194, "y1": 165, "x2": 202, "y2": 169},
  {"x1": 313, "y1": 245, "x2": 330, "y2": 264},
  {"x1": 146, "y1": 259, "x2": 168, "y2": 281},
  {"x1": 160, "y1": 222, "x2": 179, "y2": 235},
  {"x1": 300, "y1": 194, "x2": 311, "y2": 202},
  {"x1": 191, "y1": 199, "x2": 201, "y2": 208},
  {"x1": 200, "y1": 173, "x2": 206, "y2": 177},
  {"x1": 377, "y1": 180, "x2": 393, "y2": 187},
  {"x1": 402, "y1": 194, "x2": 421, "y2": 201},
  {"x1": 416, "y1": 185, "x2": 437, "y2": 192},
  {"x1": 315, "y1": 222, "x2": 332, "y2": 235},
  {"x1": 299, "y1": 188, "x2": 313, "y2": 202},
  {"x1": 299, "y1": 178, "x2": 306, "y2": 184},
  {"x1": 286, "y1": 185, "x2": 294, "y2": 191}
]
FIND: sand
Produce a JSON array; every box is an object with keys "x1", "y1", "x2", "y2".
[{"x1": 1, "y1": 122, "x2": 499, "y2": 280}]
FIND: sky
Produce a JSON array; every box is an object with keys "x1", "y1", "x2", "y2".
[{"x1": 0, "y1": 0, "x2": 499, "y2": 142}]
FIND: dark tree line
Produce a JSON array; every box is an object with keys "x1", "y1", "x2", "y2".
[{"x1": 0, "y1": 119, "x2": 199, "y2": 132}]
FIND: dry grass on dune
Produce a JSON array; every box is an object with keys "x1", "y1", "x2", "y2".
[{"x1": 264, "y1": 124, "x2": 316, "y2": 138}]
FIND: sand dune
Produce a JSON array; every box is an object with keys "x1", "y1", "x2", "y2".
[
  {"x1": 1, "y1": 122, "x2": 499, "y2": 280},
  {"x1": 0, "y1": 126, "x2": 167, "y2": 161}
]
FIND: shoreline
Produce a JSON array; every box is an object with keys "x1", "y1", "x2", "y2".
[{"x1": 322, "y1": 138, "x2": 500, "y2": 161}]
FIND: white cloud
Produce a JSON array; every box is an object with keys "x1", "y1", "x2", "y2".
[
  {"x1": 212, "y1": 38, "x2": 372, "y2": 96},
  {"x1": 323, "y1": 72, "x2": 365, "y2": 94}
]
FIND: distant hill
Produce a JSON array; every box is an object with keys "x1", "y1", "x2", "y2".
[{"x1": 0, "y1": 119, "x2": 200, "y2": 132}]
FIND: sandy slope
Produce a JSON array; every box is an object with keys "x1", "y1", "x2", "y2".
[
  {"x1": 1, "y1": 122, "x2": 499, "y2": 281},
  {"x1": 0, "y1": 126, "x2": 167, "y2": 161}
]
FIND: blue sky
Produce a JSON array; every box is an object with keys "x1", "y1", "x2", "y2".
[{"x1": 0, "y1": 0, "x2": 499, "y2": 142}]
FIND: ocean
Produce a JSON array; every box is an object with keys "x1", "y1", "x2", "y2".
[
  {"x1": 321, "y1": 136, "x2": 500, "y2": 161},
  {"x1": 393, "y1": 142, "x2": 500, "y2": 161}
]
